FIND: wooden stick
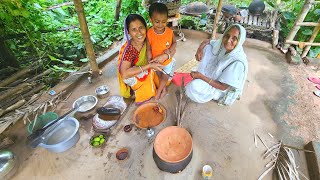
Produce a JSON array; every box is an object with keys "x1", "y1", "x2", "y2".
[
  {"x1": 0, "y1": 83, "x2": 31, "y2": 102},
  {"x1": 285, "y1": 40, "x2": 320, "y2": 46},
  {"x1": 301, "y1": 19, "x2": 320, "y2": 57},
  {"x1": 284, "y1": 0, "x2": 314, "y2": 49},
  {"x1": 0, "y1": 99, "x2": 26, "y2": 117},
  {"x1": 211, "y1": 0, "x2": 223, "y2": 39},
  {"x1": 296, "y1": 22, "x2": 320, "y2": 26}
]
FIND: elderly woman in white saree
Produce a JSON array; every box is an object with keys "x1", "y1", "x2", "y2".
[{"x1": 186, "y1": 24, "x2": 248, "y2": 105}]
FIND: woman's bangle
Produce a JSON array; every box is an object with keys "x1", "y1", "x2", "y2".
[
  {"x1": 208, "y1": 78, "x2": 212, "y2": 84},
  {"x1": 139, "y1": 66, "x2": 143, "y2": 73},
  {"x1": 165, "y1": 52, "x2": 171, "y2": 60}
]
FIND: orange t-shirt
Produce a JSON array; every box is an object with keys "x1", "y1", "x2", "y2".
[{"x1": 147, "y1": 27, "x2": 173, "y2": 66}]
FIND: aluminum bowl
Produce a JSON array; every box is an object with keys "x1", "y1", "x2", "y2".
[
  {"x1": 39, "y1": 117, "x2": 80, "y2": 153},
  {"x1": 95, "y1": 85, "x2": 110, "y2": 98},
  {"x1": 0, "y1": 150, "x2": 17, "y2": 179},
  {"x1": 73, "y1": 95, "x2": 98, "y2": 113}
]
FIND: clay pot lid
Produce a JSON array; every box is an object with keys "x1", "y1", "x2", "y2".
[
  {"x1": 133, "y1": 102, "x2": 166, "y2": 129},
  {"x1": 154, "y1": 126, "x2": 193, "y2": 163}
]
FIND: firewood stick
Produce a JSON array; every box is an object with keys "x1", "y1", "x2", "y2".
[{"x1": 0, "y1": 99, "x2": 26, "y2": 117}]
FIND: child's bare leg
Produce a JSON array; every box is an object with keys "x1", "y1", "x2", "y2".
[
  {"x1": 155, "y1": 72, "x2": 163, "y2": 100},
  {"x1": 158, "y1": 74, "x2": 169, "y2": 99}
]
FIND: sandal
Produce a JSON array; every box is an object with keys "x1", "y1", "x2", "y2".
[
  {"x1": 308, "y1": 77, "x2": 320, "y2": 84},
  {"x1": 313, "y1": 90, "x2": 320, "y2": 97}
]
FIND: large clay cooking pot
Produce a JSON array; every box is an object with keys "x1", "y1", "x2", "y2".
[{"x1": 153, "y1": 126, "x2": 193, "y2": 173}]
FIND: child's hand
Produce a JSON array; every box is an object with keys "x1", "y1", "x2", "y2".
[
  {"x1": 149, "y1": 63, "x2": 163, "y2": 72},
  {"x1": 149, "y1": 54, "x2": 167, "y2": 64}
]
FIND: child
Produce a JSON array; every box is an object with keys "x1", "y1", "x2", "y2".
[{"x1": 147, "y1": 2, "x2": 177, "y2": 100}]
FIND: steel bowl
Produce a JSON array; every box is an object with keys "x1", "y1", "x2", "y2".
[
  {"x1": 73, "y1": 95, "x2": 98, "y2": 113},
  {"x1": 39, "y1": 117, "x2": 80, "y2": 153},
  {"x1": 95, "y1": 85, "x2": 110, "y2": 98},
  {"x1": 0, "y1": 150, "x2": 17, "y2": 179}
]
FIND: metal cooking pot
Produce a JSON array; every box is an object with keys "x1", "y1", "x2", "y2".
[{"x1": 39, "y1": 117, "x2": 80, "y2": 153}]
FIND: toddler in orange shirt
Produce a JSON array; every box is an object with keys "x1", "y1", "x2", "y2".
[{"x1": 147, "y1": 2, "x2": 177, "y2": 100}]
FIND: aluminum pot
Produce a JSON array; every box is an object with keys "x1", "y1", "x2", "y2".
[{"x1": 39, "y1": 117, "x2": 80, "y2": 153}]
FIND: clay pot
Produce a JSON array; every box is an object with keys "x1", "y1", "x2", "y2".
[
  {"x1": 248, "y1": 0, "x2": 265, "y2": 15},
  {"x1": 153, "y1": 126, "x2": 193, "y2": 173},
  {"x1": 133, "y1": 102, "x2": 166, "y2": 129},
  {"x1": 116, "y1": 148, "x2": 129, "y2": 161}
]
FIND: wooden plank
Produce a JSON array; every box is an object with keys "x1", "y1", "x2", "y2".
[
  {"x1": 248, "y1": 15, "x2": 253, "y2": 26},
  {"x1": 252, "y1": 16, "x2": 258, "y2": 26},
  {"x1": 257, "y1": 16, "x2": 262, "y2": 26}
]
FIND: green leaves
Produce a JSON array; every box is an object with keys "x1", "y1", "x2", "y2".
[{"x1": 301, "y1": 29, "x2": 313, "y2": 36}]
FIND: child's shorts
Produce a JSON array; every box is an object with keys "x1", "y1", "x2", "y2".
[{"x1": 162, "y1": 58, "x2": 176, "y2": 80}]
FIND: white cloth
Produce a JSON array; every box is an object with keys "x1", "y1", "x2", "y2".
[
  {"x1": 186, "y1": 24, "x2": 248, "y2": 105},
  {"x1": 162, "y1": 58, "x2": 176, "y2": 81}
]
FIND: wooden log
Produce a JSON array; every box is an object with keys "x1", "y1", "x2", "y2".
[
  {"x1": 74, "y1": 0, "x2": 99, "y2": 75},
  {"x1": 26, "y1": 69, "x2": 52, "y2": 83},
  {"x1": 0, "y1": 62, "x2": 40, "y2": 88},
  {"x1": 296, "y1": 22, "x2": 320, "y2": 26},
  {"x1": 0, "y1": 99, "x2": 26, "y2": 117},
  {"x1": 1, "y1": 84, "x2": 45, "y2": 110},
  {"x1": 114, "y1": 0, "x2": 122, "y2": 21},
  {"x1": 284, "y1": 0, "x2": 314, "y2": 49},
  {"x1": 257, "y1": 16, "x2": 262, "y2": 26},
  {"x1": 272, "y1": 30, "x2": 279, "y2": 49},
  {"x1": 211, "y1": 0, "x2": 223, "y2": 39},
  {"x1": 0, "y1": 83, "x2": 32, "y2": 102},
  {"x1": 285, "y1": 40, "x2": 320, "y2": 46},
  {"x1": 302, "y1": 19, "x2": 320, "y2": 57}
]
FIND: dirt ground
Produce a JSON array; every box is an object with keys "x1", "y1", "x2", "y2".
[{"x1": 5, "y1": 30, "x2": 320, "y2": 179}]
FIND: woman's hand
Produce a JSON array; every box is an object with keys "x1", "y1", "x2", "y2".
[
  {"x1": 149, "y1": 63, "x2": 163, "y2": 72},
  {"x1": 149, "y1": 54, "x2": 168, "y2": 64},
  {"x1": 190, "y1": 71, "x2": 203, "y2": 79},
  {"x1": 195, "y1": 39, "x2": 210, "y2": 61}
]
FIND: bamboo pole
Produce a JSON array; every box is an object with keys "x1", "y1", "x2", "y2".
[
  {"x1": 284, "y1": 0, "x2": 314, "y2": 49},
  {"x1": 285, "y1": 40, "x2": 320, "y2": 46},
  {"x1": 211, "y1": 0, "x2": 223, "y2": 39},
  {"x1": 296, "y1": 22, "x2": 320, "y2": 27},
  {"x1": 206, "y1": 0, "x2": 210, "y2": 6},
  {"x1": 73, "y1": 0, "x2": 99, "y2": 75},
  {"x1": 301, "y1": 19, "x2": 320, "y2": 57},
  {"x1": 114, "y1": 0, "x2": 122, "y2": 21}
]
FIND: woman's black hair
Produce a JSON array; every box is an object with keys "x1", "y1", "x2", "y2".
[
  {"x1": 125, "y1": 14, "x2": 147, "y2": 31},
  {"x1": 149, "y1": 3, "x2": 168, "y2": 17}
]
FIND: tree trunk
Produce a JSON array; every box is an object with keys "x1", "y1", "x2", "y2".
[
  {"x1": 114, "y1": 0, "x2": 123, "y2": 21},
  {"x1": 73, "y1": 0, "x2": 99, "y2": 75},
  {"x1": 0, "y1": 39, "x2": 19, "y2": 68},
  {"x1": 211, "y1": 0, "x2": 223, "y2": 39}
]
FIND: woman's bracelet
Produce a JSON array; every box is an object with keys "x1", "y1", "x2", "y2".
[
  {"x1": 208, "y1": 78, "x2": 212, "y2": 84},
  {"x1": 139, "y1": 66, "x2": 143, "y2": 73},
  {"x1": 165, "y1": 52, "x2": 171, "y2": 60}
]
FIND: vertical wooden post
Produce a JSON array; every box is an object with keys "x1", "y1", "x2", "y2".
[
  {"x1": 114, "y1": 0, "x2": 123, "y2": 21},
  {"x1": 211, "y1": 0, "x2": 223, "y2": 39},
  {"x1": 206, "y1": 0, "x2": 211, "y2": 6},
  {"x1": 73, "y1": 0, "x2": 99, "y2": 75},
  {"x1": 284, "y1": 0, "x2": 314, "y2": 49},
  {"x1": 301, "y1": 19, "x2": 320, "y2": 57}
]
